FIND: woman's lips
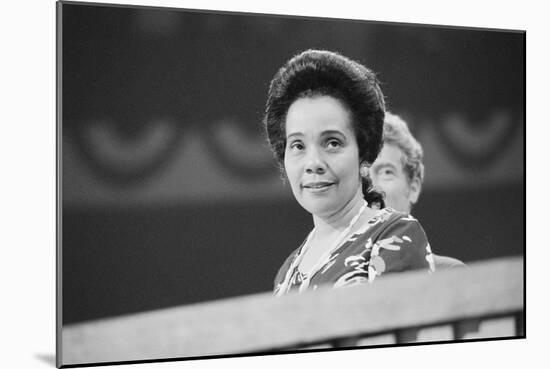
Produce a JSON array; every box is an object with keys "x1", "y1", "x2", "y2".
[{"x1": 302, "y1": 181, "x2": 334, "y2": 192}]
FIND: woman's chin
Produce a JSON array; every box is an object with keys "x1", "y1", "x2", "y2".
[
  {"x1": 296, "y1": 191, "x2": 363, "y2": 218},
  {"x1": 299, "y1": 201, "x2": 336, "y2": 218}
]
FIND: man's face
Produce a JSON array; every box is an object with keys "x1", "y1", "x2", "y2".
[{"x1": 369, "y1": 143, "x2": 419, "y2": 214}]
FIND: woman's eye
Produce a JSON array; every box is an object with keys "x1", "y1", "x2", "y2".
[
  {"x1": 289, "y1": 141, "x2": 304, "y2": 151},
  {"x1": 326, "y1": 139, "x2": 342, "y2": 149}
]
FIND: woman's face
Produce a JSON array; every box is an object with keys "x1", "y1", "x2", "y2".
[{"x1": 284, "y1": 95, "x2": 362, "y2": 218}]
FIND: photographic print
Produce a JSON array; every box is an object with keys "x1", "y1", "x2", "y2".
[{"x1": 57, "y1": 1, "x2": 525, "y2": 367}]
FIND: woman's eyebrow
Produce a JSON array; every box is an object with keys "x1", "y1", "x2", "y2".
[
  {"x1": 286, "y1": 130, "x2": 346, "y2": 140},
  {"x1": 320, "y1": 130, "x2": 345, "y2": 137},
  {"x1": 286, "y1": 132, "x2": 304, "y2": 140}
]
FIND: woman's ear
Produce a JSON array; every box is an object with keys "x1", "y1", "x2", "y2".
[{"x1": 359, "y1": 162, "x2": 370, "y2": 178}]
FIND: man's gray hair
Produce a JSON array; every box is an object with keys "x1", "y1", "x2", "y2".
[{"x1": 383, "y1": 112, "x2": 425, "y2": 184}]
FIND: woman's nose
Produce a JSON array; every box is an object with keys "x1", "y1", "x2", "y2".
[{"x1": 304, "y1": 149, "x2": 326, "y2": 174}]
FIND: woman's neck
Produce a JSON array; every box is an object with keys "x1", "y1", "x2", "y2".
[{"x1": 312, "y1": 188, "x2": 366, "y2": 239}]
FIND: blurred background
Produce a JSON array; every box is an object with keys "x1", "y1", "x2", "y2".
[{"x1": 61, "y1": 3, "x2": 524, "y2": 324}]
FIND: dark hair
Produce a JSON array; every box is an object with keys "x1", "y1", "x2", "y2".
[{"x1": 263, "y1": 49, "x2": 386, "y2": 207}]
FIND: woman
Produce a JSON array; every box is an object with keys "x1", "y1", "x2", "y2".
[{"x1": 264, "y1": 50, "x2": 435, "y2": 296}]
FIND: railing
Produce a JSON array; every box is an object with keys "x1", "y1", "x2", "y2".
[{"x1": 60, "y1": 256, "x2": 523, "y2": 367}]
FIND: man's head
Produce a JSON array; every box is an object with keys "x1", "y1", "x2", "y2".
[{"x1": 369, "y1": 112, "x2": 424, "y2": 213}]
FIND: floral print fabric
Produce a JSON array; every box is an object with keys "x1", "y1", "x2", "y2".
[{"x1": 274, "y1": 208, "x2": 435, "y2": 295}]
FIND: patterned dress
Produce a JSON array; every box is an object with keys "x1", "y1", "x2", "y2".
[{"x1": 274, "y1": 207, "x2": 435, "y2": 295}]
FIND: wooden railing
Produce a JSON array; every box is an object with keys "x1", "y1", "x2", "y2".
[{"x1": 60, "y1": 256, "x2": 523, "y2": 367}]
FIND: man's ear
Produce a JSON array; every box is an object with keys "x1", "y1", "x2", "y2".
[{"x1": 408, "y1": 177, "x2": 422, "y2": 206}]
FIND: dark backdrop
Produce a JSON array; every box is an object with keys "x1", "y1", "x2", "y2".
[{"x1": 61, "y1": 3, "x2": 524, "y2": 324}]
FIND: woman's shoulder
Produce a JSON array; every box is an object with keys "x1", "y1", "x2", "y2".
[
  {"x1": 350, "y1": 207, "x2": 434, "y2": 279},
  {"x1": 273, "y1": 243, "x2": 303, "y2": 290},
  {"x1": 364, "y1": 207, "x2": 423, "y2": 233},
  {"x1": 379, "y1": 206, "x2": 417, "y2": 220},
  {"x1": 375, "y1": 208, "x2": 428, "y2": 240}
]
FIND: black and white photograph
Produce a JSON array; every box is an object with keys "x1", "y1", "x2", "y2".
[
  {"x1": 3, "y1": 0, "x2": 547, "y2": 369},
  {"x1": 55, "y1": 1, "x2": 525, "y2": 367}
]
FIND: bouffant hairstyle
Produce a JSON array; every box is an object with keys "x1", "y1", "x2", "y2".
[
  {"x1": 263, "y1": 49, "x2": 386, "y2": 207},
  {"x1": 383, "y1": 112, "x2": 425, "y2": 184}
]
